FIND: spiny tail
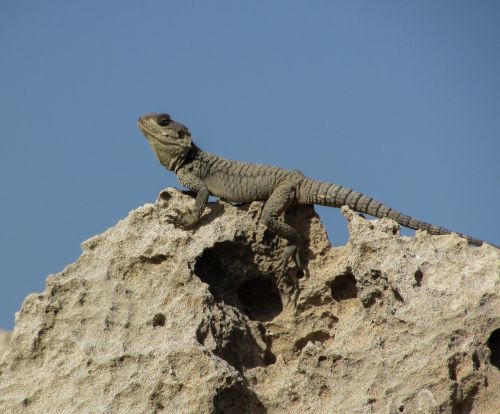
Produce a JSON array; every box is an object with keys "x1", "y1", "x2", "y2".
[{"x1": 299, "y1": 178, "x2": 487, "y2": 247}]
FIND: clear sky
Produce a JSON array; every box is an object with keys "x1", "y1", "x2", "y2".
[{"x1": 1, "y1": 1, "x2": 499, "y2": 329}]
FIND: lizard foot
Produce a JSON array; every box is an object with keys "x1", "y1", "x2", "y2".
[
  {"x1": 275, "y1": 245, "x2": 301, "y2": 307},
  {"x1": 277, "y1": 245, "x2": 301, "y2": 271},
  {"x1": 165, "y1": 207, "x2": 199, "y2": 229}
]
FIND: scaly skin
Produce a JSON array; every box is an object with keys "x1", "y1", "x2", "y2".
[{"x1": 138, "y1": 112, "x2": 495, "y2": 251}]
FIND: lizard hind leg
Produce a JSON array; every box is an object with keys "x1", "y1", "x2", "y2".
[
  {"x1": 260, "y1": 181, "x2": 302, "y2": 300},
  {"x1": 260, "y1": 181, "x2": 301, "y2": 248}
]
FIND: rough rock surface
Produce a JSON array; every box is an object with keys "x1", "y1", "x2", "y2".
[
  {"x1": 0, "y1": 188, "x2": 498, "y2": 414},
  {"x1": 0, "y1": 329, "x2": 11, "y2": 361}
]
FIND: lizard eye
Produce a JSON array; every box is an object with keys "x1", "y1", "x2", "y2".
[
  {"x1": 178, "y1": 130, "x2": 185, "y2": 139},
  {"x1": 157, "y1": 114, "x2": 171, "y2": 127}
]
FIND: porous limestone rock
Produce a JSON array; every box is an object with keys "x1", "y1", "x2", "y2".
[
  {"x1": 0, "y1": 329, "x2": 11, "y2": 361},
  {"x1": 0, "y1": 188, "x2": 498, "y2": 413}
]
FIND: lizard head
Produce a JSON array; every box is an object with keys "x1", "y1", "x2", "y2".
[{"x1": 137, "y1": 113, "x2": 193, "y2": 171}]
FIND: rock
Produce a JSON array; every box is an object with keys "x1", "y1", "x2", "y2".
[
  {"x1": 0, "y1": 188, "x2": 498, "y2": 413},
  {"x1": 0, "y1": 329, "x2": 11, "y2": 362}
]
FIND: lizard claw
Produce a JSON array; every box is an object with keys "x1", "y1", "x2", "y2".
[
  {"x1": 165, "y1": 207, "x2": 182, "y2": 223},
  {"x1": 165, "y1": 207, "x2": 198, "y2": 228},
  {"x1": 280, "y1": 245, "x2": 300, "y2": 271}
]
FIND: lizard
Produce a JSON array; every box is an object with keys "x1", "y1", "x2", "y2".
[{"x1": 137, "y1": 112, "x2": 497, "y2": 267}]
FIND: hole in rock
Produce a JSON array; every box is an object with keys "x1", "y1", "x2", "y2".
[
  {"x1": 392, "y1": 288, "x2": 404, "y2": 303},
  {"x1": 139, "y1": 253, "x2": 170, "y2": 265},
  {"x1": 238, "y1": 277, "x2": 283, "y2": 322},
  {"x1": 448, "y1": 356, "x2": 459, "y2": 381},
  {"x1": 195, "y1": 241, "x2": 283, "y2": 321},
  {"x1": 295, "y1": 331, "x2": 331, "y2": 351},
  {"x1": 213, "y1": 382, "x2": 266, "y2": 414},
  {"x1": 195, "y1": 241, "x2": 279, "y2": 371},
  {"x1": 413, "y1": 269, "x2": 423, "y2": 287},
  {"x1": 487, "y1": 328, "x2": 500, "y2": 369},
  {"x1": 152, "y1": 313, "x2": 166, "y2": 327},
  {"x1": 264, "y1": 348, "x2": 277, "y2": 365},
  {"x1": 157, "y1": 190, "x2": 172, "y2": 201},
  {"x1": 362, "y1": 290, "x2": 382, "y2": 308},
  {"x1": 330, "y1": 270, "x2": 358, "y2": 301},
  {"x1": 195, "y1": 241, "x2": 257, "y2": 301},
  {"x1": 472, "y1": 351, "x2": 481, "y2": 370}
]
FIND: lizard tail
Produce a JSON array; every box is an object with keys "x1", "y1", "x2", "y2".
[{"x1": 298, "y1": 178, "x2": 486, "y2": 246}]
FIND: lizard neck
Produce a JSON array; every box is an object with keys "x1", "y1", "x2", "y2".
[
  {"x1": 151, "y1": 141, "x2": 199, "y2": 173},
  {"x1": 173, "y1": 144, "x2": 203, "y2": 173}
]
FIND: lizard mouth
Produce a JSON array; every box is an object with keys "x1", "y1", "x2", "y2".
[
  {"x1": 137, "y1": 117, "x2": 155, "y2": 135},
  {"x1": 137, "y1": 113, "x2": 191, "y2": 152},
  {"x1": 137, "y1": 117, "x2": 177, "y2": 144}
]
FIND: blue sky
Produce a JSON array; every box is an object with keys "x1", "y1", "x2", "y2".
[{"x1": 1, "y1": 1, "x2": 499, "y2": 329}]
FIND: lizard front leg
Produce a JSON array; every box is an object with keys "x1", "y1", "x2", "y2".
[{"x1": 166, "y1": 169, "x2": 209, "y2": 228}]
